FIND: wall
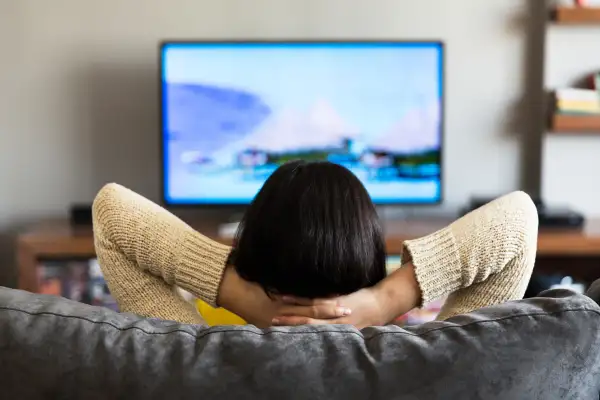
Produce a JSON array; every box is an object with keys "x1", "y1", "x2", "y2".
[{"x1": 0, "y1": 0, "x2": 543, "y2": 284}]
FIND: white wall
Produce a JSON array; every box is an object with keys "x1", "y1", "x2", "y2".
[{"x1": 0, "y1": 0, "x2": 549, "y2": 236}]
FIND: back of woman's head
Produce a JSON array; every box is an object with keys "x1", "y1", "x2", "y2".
[{"x1": 229, "y1": 160, "x2": 386, "y2": 298}]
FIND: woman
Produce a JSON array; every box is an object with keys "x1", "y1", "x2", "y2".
[
  {"x1": 92, "y1": 161, "x2": 538, "y2": 327},
  {"x1": 196, "y1": 160, "x2": 386, "y2": 324}
]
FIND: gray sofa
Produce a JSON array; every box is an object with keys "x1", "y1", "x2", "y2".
[{"x1": 2, "y1": 283, "x2": 600, "y2": 399}]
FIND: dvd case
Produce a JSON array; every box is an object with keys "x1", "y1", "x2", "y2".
[{"x1": 37, "y1": 258, "x2": 118, "y2": 311}]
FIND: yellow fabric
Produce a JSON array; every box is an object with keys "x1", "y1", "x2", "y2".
[{"x1": 196, "y1": 300, "x2": 246, "y2": 326}]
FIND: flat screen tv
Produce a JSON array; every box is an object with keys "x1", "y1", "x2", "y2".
[{"x1": 161, "y1": 40, "x2": 443, "y2": 206}]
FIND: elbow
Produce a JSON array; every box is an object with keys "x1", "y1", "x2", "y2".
[
  {"x1": 92, "y1": 183, "x2": 123, "y2": 239},
  {"x1": 504, "y1": 191, "x2": 539, "y2": 243}
]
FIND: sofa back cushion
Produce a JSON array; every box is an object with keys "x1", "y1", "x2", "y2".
[{"x1": 1, "y1": 287, "x2": 600, "y2": 399}]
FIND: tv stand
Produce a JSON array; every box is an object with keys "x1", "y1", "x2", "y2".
[{"x1": 16, "y1": 218, "x2": 600, "y2": 295}]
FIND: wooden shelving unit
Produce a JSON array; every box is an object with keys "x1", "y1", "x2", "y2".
[
  {"x1": 553, "y1": 6, "x2": 600, "y2": 24},
  {"x1": 550, "y1": 113, "x2": 600, "y2": 133},
  {"x1": 548, "y1": 7, "x2": 600, "y2": 133}
]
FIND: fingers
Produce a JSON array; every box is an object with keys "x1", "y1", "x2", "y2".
[
  {"x1": 272, "y1": 316, "x2": 345, "y2": 326},
  {"x1": 281, "y1": 296, "x2": 339, "y2": 307},
  {"x1": 277, "y1": 296, "x2": 350, "y2": 319},
  {"x1": 277, "y1": 304, "x2": 351, "y2": 319}
]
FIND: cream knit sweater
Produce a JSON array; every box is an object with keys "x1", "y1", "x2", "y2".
[{"x1": 92, "y1": 184, "x2": 538, "y2": 324}]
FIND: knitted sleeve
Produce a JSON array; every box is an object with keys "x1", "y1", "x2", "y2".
[
  {"x1": 92, "y1": 183, "x2": 231, "y2": 324},
  {"x1": 402, "y1": 191, "x2": 539, "y2": 320}
]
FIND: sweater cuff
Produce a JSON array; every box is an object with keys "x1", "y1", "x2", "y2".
[
  {"x1": 175, "y1": 231, "x2": 232, "y2": 307},
  {"x1": 402, "y1": 226, "x2": 462, "y2": 306}
]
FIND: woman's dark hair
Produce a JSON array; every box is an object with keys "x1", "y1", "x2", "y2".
[{"x1": 229, "y1": 160, "x2": 386, "y2": 298}]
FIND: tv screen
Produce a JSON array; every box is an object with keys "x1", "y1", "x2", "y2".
[{"x1": 161, "y1": 41, "x2": 443, "y2": 205}]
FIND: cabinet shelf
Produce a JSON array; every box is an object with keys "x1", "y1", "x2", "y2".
[
  {"x1": 550, "y1": 113, "x2": 600, "y2": 133},
  {"x1": 552, "y1": 6, "x2": 600, "y2": 24}
]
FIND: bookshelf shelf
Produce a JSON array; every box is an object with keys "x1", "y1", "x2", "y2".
[
  {"x1": 550, "y1": 113, "x2": 600, "y2": 133},
  {"x1": 552, "y1": 6, "x2": 600, "y2": 24}
]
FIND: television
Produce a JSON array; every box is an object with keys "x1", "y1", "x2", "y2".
[{"x1": 160, "y1": 40, "x2": 443, "y2": 206}]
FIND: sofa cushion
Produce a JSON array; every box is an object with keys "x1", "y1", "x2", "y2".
[{"x1": 1, "y1": 286, "x2": 600, "y2": 399}]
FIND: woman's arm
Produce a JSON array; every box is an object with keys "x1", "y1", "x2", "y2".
[
  {"x1": 403, "y1": 190, "x2": 539, "y2": 320},
  {"x1": 92, "y1": 183, "x2": 231, "y2": 324},
  {"x1": 273, "y1": 191, "x2": 538, "y2": 327}
]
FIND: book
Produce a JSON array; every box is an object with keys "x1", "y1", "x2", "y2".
[
  {"x1": 556, "y1": 100, "x2": 600, "y2": 114},
  {"x1": 592, "y1": 72, "x2": 600, "y2": 91},
  {"x1": 556, "y1": 88, "x2": 599, "y2": 102},
  {"x1": 555, "y1": 110, "x2": 600, "y2": 116}
]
